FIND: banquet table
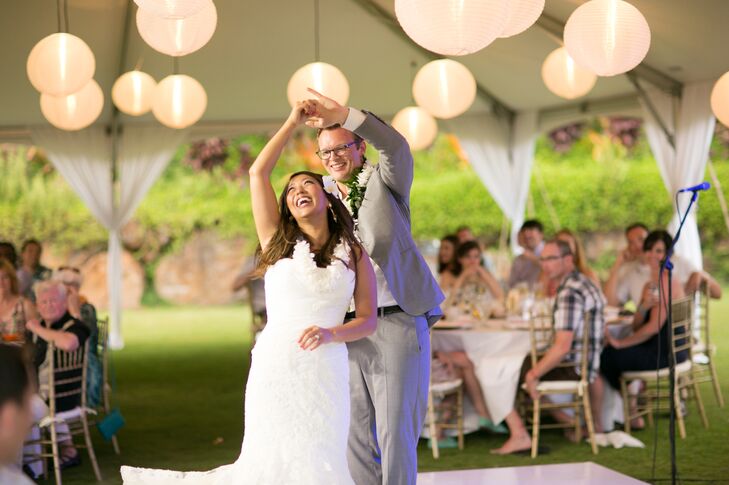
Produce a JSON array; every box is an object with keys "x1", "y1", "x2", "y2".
[{"x1": 431, "y1": 314, "x2": 633, "y2": 433}]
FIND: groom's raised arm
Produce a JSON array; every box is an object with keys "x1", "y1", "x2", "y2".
[{"x1": 344, "y1": 109, "x2": 414, "y2": 201}]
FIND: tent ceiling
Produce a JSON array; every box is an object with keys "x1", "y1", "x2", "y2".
[{"x1": 1, "y1": 0, "x2": 728, "y2": 138}]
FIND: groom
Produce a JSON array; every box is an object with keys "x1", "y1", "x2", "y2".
[{"x1": 305, "y1": 89, "x2": 444, "y2": 485}]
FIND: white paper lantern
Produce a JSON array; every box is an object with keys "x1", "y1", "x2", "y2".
[
  {"x1": 40, "y1": 79, "x2": 104, "y2": 131},
  {"x1": 112, "y1": 70, "x2": 157, "y2": 116},
  {"x1": 133, "y1": 0, "x2": 209, "y2": 19},
  {"x1": 710, "y1": 72, "x2": 729, "y2": 128},
  {"x1": 152, "y1": 74, "x2": 207, "y2": 129},
  {"x1": 395, "y1": 0, "x2": 509, "y2": 56},
  {"x1": 564, "y1": 0, "x2": 651, "y2": 77},
  {"x1": 391, "y1": 107, "x2": 438, "y2": 151},
  {"x1": 287, "y1": 62, "x2": 349, "y2": 108},
  {"x1": 412, "y1": 59, "x2": 476, "y2": 119},
  {"x1": 27, "y1": 32, "x2": 96, "y2": 97},
  {"x1": 499, "y1": 0, "x2": 545, "y2": 38},
  {"x1": 541, "y1": 47, "x2": 597, "y2": 100},
  {"x1": 136, "y1": 0, "x2": 217, "y2": 56}
]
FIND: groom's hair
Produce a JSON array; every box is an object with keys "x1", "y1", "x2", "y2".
[{"x1": 316, "y1": 125, "x2": 364, "y2": 146}]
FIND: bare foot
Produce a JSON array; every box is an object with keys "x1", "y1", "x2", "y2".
[
  {"x1": 490, "y1": 434, "x2": 532, "y2": 455},
  {"x1": 564, "y1": 427, "x2": 587, "y2": 443},
  {"x1": 630, "y1": 417, "x2": 645, "y2": 430}
]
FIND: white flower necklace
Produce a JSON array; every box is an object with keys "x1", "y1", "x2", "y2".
[
  {"x1": 291, "y1": 238, "x2": 352, "y2": 294},
  {"x1": 323, "y1": 161, "x2": 374, "y2": 220}
]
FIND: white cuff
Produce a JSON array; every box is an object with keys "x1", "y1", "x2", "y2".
[{"x1": 342, "y1": 108, "x2": 366, "y2": 131}]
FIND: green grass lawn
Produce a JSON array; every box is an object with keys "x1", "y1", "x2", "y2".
[{"x1": 60, "y1": 299, "x2": 729, "y2": 485}]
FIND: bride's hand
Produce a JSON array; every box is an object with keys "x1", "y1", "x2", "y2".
[
  {"x1": 287, "y1": 100, "x2": 317, "y2": 126},
  {"x1": 298, "y1": 325, "x2": 333, "y2": 350}
]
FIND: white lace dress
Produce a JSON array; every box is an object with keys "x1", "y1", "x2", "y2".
[{"x1": 121, "y1": 240, "x2": 356, "y2": 485}]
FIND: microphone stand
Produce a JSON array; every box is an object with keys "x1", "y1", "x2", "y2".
[{"x1": 661, "y1": 188, "x2": 701, "y2": 485}]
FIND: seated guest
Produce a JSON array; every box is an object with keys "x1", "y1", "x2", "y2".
[
  {"x1": 0, "y1": 241, "x2": 18, "y2": 268},
  {"x1": 53, "y1": 267, "x2": 98, "y2": 351},
  {"x1": 603, "y1": 223, "x2": 649, "y2": 307},
  {"x1": 492, "y1": 240, "x2": 605, "y2": 455},
  {"x1": 16, "y1": 240, "x2": 52, "y2": 299},
  {"x1": 0, "y1": 345, "x2": 36, "y2": 485},
  {"x1": 0, "y1": 259, "x2": 38, "y2": 341},
  {"x1": 508, "y1": 219, "x2": 544, "y2": 289},
  {"x1": 25, "y1": 281, "x2": 90, "y2": 468},
  {"x1": 447, "y1": 241, "x2": 504, "y2": 314},
  {"x1": 437, "y1": 235, "x2": 460, "y2": 292},
  {"x1": 456, "y1": 225, "x2": 476, "y2": 244},
  {"x1": 433, "y1": 350, "x2": 507, "y2": 436},
  {"x1": 557, "y1": 228, "x2": 600, "y2": 285},
  {"x1": 599, "y1": 230, "x2": 687, "y2": 428}
]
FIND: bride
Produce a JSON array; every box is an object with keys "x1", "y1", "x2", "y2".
[{"x1": 121, "y1": 100, "x2": 377, "y2": 484}]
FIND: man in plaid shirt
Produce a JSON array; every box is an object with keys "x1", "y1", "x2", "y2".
[{"x1": 493, "y1": 239, "x2": 606, "y2": 455}]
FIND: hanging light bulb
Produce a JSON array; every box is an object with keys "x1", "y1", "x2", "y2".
[
  {"x1": 152, "y1": 74, "x2": 207, "y2": 129},
  {"x1": 287, "y1": 62, "x2": 349, "y2": 108},
  {"x1": 27, "y1": 32, "x2": 96, "y2": 97},
  {"x1": 412, "y1": 59, "x2": 476, "y2": 119},
  {"x1": 395, "y1": 0, "x2": 509, "y2": 56},
  {"x1": 133, "y1": 0, "x2": 210, "y2": 19},
  {"x1": 112, "y1": 70, "x2": 157, "y2": 116},
  {"x1": 541, "y1": 47, "x2": 597, "y2": 99},
  {"x1": 391, "y1": 107, "x2": 438, "y2": 151},
  {"x1": 40, "y1": 78, "x2": 104, "y2": 131},
  {"x1": 136, "y1": 0, "x2": 217, "y2": 56},
  {"x1": 711, "y1": 72, "x2": 729, "y2": 128},
  {"x1": 499, "y1": 0, "x2": 545, "y2": 38},
  {"x1": 564, "y1": 0, "x2": 651, "y2": 77}
]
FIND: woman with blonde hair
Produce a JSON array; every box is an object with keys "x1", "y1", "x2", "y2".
[{"x1": 0, "y1": 258, "x2": 38, "y2": 341}]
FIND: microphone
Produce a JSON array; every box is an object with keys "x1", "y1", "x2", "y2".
[{"x1": 678, "y1": 182, "x2": 711, "y2": 193}]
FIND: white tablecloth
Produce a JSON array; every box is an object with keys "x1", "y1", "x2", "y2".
[{"x1": 432, "y1": 321, "x2": 531, "y2": 425}]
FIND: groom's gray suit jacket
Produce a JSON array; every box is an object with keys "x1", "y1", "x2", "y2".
[{"x1": 351, "y1": 112, "x2": 444, "y2": 323}]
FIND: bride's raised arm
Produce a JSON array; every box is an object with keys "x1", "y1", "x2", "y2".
[{"x1": 249, "y1": 101, "x2": 314, "y2": 250}]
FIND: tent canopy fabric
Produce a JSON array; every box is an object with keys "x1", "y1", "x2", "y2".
[{"x1": 1, "y1": 0, "x2": 729, "y2": 139}]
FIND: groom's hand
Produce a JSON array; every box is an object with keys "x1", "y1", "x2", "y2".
[{"x1": 304, "y1": 88, "x2": 349, "y2": 129}]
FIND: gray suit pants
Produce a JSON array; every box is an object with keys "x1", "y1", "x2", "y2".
[{"x1": 346, "y1": 311, "x2": 430, "y2": 485}]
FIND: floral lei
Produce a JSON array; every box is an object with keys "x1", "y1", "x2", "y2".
[{"x1": 323, "y1": 161, "x2": 374, "y2": 221}]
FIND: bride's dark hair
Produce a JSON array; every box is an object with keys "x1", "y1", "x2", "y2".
[{"x1": 256, "y1": 171, "x2": 360, "y2": 273}]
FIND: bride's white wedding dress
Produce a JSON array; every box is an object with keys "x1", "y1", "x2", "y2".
[{"x1": 121, "y1": 240, "x2": 356, "y2": 485}]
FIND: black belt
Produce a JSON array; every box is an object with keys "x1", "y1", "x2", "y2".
[{"x1": 345, "y1": 304, "x2": 404, "y2": 321}]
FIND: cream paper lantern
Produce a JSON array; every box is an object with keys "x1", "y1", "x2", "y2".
[
  {"x1": 564, "y1": 0, "x2": 651, "y2": 77},
  {"x1": 710, "y1": 72, "x2": 729, "y2": 128},
  {"x1": 395, "y1": 0, "x2": 509, "y2": 56},
  {"x1": 27, "y1": 32, "x2": 96, "y2": 97},
  {"x1": 412, "y1": 59, "x2": 476, "y2": 119},
  {"x1": 391, "y1": 107, "x2": 438, "y2": 151},
  {"x1": 541, "y1": 47, "x2": 597, "y2": 100},
  {"x1": 112, "y1": 70, "x2": 157, "y2": 116},
  {"x1": 287, "y1": 62, "x2": 349, "y2": 108},
  {"x1": 152, "y1": 74, "x2": 207, "y2": 129},
  {"x1": 499, "y1": 0, "x2": 545, "y2": 38},
  {"x1": 133, "y1": 0, "x2": 209, "y2": 19},
  {"x1": 40, "y1": 78, "x2": 104, "y2": 131},
  {"x1": 136, "y1": 0, "x2": 217, "y2": 56}
]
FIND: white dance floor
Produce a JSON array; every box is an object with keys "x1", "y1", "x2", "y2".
[{"x1": 417, "y1": 462, "x2": 647, "y2": 484}]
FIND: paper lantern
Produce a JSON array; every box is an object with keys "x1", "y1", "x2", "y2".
[
  {"x1": 412, "y1": 59, "x2": 476, "y2": 119},
  {"x1": 541, "y1": 47, "x2": 597, "y2": 99},
  {"x1": 287, "y1": 62, "x2": 349, "y2": 108},
  {"x1": 40, "y1": 79, "x2": 104, "y2": 131},
  {"x1": 136, "y1": 0, "x2": 217, "y2": 56},
  {"x1": 27, "y1": 32, "x2": 95, "y2": 97},
  {"x1": 391, "y1": 107, "x2": 438, "y2": 151},
  {"x1": 133, "y1": 0, "x2": 209, "y2": 18},
  {"x1": 499, "y1": 0, "x2": 545, "y2": 38},
  {"x1": 112, "y1": 70, "x2": 157, "y2": 116},
  {"x1": 395, "y1": 0, "x2": 509, "y2": 56},
  {"x1": 711, "y1": 72, "x2": 729, "y2": 128},
  {"x1": 152, "y1": 74, "x2": 207, "y2": 129},
  {"x1": 564, "y1": 0, "x2": 651, "y2": 77}
]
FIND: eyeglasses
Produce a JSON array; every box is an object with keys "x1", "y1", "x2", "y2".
[
  {"x1": 316, "y1": 141, "x2": 358, "y2": 160},
  {"x1": 539, "y1": 255, "x2": 565, "y2": 262}
]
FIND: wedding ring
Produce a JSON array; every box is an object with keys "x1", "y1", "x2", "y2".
[{"x1": 314, "y1": 334, "x2": 320, "y2": 340}]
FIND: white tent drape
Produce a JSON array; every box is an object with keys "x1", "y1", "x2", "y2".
[
  {"x1": 640, "y1": 80, "x2": 716, "y2": 270},
  {"x1": 32, "y1": 125, "x2": 186, "y2": 348},
  {"x1": 449, "y1": 111, "x2": 538, "y2": 252}
]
